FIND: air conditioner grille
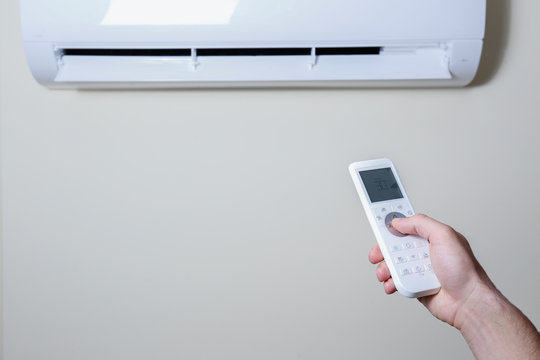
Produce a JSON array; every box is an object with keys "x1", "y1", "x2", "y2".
[{"x1": 61, "y1": 47, "x2": 381, "y2": 57}]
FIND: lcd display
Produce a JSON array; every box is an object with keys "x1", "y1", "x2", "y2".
[{"x1": 359, "y1": 168, "x2": 403, "y2": 203}]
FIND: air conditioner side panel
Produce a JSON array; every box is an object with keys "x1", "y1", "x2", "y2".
[
  {"x1": 23, "y1": 43, "x2": 59, "y2": 86},
  {"x1": 449, "y1": 40, "x2": 484, "y2": 85}
]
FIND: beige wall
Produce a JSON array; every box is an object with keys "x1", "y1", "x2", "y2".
[{"x1": 1, "y1": 1, "x2": 539, "y2": 359}]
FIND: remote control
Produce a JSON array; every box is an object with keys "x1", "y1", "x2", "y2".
[{"x1": 349, "y1": 158, "x2": 440, "y2": 298}]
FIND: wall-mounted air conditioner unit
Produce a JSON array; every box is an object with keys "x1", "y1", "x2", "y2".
[{"x1": 21, "y1": 0, "x2": 486, "y2": 88}]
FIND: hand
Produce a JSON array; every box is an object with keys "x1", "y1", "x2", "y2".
[
  {"x1": 368, "y1": 214, "x2": 540, "y2": 359},
  {"x1": 368, "y1": 214, "x2": 494, "y2": 327}
]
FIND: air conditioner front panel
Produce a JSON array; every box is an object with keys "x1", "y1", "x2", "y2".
[{"x1": 22, "y1": 0, "x2": 485, "y2": 43}]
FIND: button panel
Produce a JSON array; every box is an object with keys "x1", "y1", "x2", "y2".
[
  {"x1": 401, "y1": 268, "x2": 413, "y2": 276},
  {"x1": 373, "y1": 202, "x2": 414, "y2": 222},
  {"x1": 387, "y1": 240, "x2": 434, "y2": 279},
  {"x1": 408, "y1": 254, "x2": 419, "y2": 262},
  {"x1": 374, "y1": 206, "x2": 390, "y2": 216},
  {"x1": 389, "y1": 241, "x2": 432, "y2": 253},
  {"x1": 373, "y1": 202, "x2": 435, "y2": 279},
  {"x1": 416, "y1": 240, "x2": 427, "y2": 247},
  {"x1": 385, "y1": 212, "x2": 407, "y2": 237},
  {"x1": 390, "y1": 242, "x2": 434, "y2": 278}
]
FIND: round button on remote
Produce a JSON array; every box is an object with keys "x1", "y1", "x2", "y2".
[{"x1": 385, "y1": 212, "x2": 407, "y2": 237}]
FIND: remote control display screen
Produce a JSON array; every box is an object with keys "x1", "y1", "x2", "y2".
[{"x1": 359, "y1": 168, "x2": 403, "y2": 203}]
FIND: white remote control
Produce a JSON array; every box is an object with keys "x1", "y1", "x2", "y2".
[{"x1": 349, "y1": 158, "x2": 440, "y2": 298}]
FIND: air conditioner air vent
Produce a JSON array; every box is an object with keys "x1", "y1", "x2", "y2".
[
  {"x1": 55, "y1": 45, "x2": 452, "y2": 85},
  {"x1": 62, "y1": 49, "x2": 192, "y2": 56},
  {"x1": 61, "y1": 47, "x2": 382, "y2": 57}
]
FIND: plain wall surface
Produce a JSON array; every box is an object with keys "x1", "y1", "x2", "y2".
[{"x1": 1, "y1": 1, "x2": 539, "y2": 359}]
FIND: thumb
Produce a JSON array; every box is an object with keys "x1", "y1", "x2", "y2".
[{"x1": 392, "y1": 214, "x2": 452, "y2": 242}]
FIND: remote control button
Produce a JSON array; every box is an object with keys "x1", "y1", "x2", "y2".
[
  {"x1": 404, "y1": 242, "x2": 414, "y2": 249},
  {"x1": 420, "y1": 251, "x2": 430, "y2": 259},
  {"x1": 414, "y1": 265, "x2": 425, "y2": 273},
  {"x1": 426, "y1": 263, "x2": 433, "y2": 271},
  {"x1": 407, "y1": 210, "x2": 414, "y2": 216},
  {"x1": 385, "y1": 212, "x2": 407, "y2": 237},
  {"x1": 400, "y1": 268, "x2": 412, "y2": 276},
  {"x1": 395, "y1": 256, "x2": 407, "y2": 264},
  {"x1": 408, "y1": 254, "x2": 419, "y2": 262},
  {"x1": 396, "y1": 204, "x2": 404, "y2": 210},
  {"x1": 416, "y1": 240, "x2": 427, "y2": 247},
  {"x1": 391, "y1": 244, "x2": 401, "y2": 252}
]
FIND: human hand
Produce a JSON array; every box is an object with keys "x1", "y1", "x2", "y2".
[
  {"x1": 368, "y1": 214, "x2": 494, "y2": 327},
  {"x1": 368, "y1": 214, "x2": 540, "y2": 359}
]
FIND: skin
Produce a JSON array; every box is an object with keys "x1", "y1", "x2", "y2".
[{"x1": 368, "y1": 214, "x2": 540, "y2": 360}]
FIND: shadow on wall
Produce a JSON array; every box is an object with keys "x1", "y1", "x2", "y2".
[{"x1": 472, "y1": 0, "x2": 511, "y2": 86}]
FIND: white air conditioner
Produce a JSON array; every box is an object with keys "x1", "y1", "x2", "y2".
[{"x1": 21, "y1": 0, "x2": 486, "y2": 88}]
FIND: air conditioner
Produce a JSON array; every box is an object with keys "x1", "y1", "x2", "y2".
[{"x1": 21, "y1": 0, "x2": 486, "y2": 89}]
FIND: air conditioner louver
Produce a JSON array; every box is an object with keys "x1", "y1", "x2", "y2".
[{"x1": 55, "y1": 46, "x2": 452, "y2": 84}]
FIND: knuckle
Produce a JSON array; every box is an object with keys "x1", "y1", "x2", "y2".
[
  {"x1": 440, "y1": 225, "x2": 456, "y2": 237},
  {"x1": 415, "y1": 213, "x2": 428, "y2": 220}
]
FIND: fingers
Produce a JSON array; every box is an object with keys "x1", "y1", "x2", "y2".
[
  {"x1": 368, "y1": 243, "x2": 384, "y2": 264},
  {"x1": 383, "y1": 278, "x2": 397, "y2": 294},
  {"x1": 368, "y1": 244, "x2": 396, "y2": 295},
  {"x1": 392, "y1": 214, "x2": 454, "y2": 242},
  {"x1": 376, "y1": 262, "x2": 391, "y2": 282}
]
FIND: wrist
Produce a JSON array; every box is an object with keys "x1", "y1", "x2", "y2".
[
  {"x1": 454, "y1": 281, "x2": 505, "y2": 332},
  {"x1": 452, "y1": 280, "x2": 540, "y2": 360}
]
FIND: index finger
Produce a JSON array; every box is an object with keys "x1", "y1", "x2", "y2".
[{"x1": 369, "y1": 243, "x2": 384, "y2": 264}]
